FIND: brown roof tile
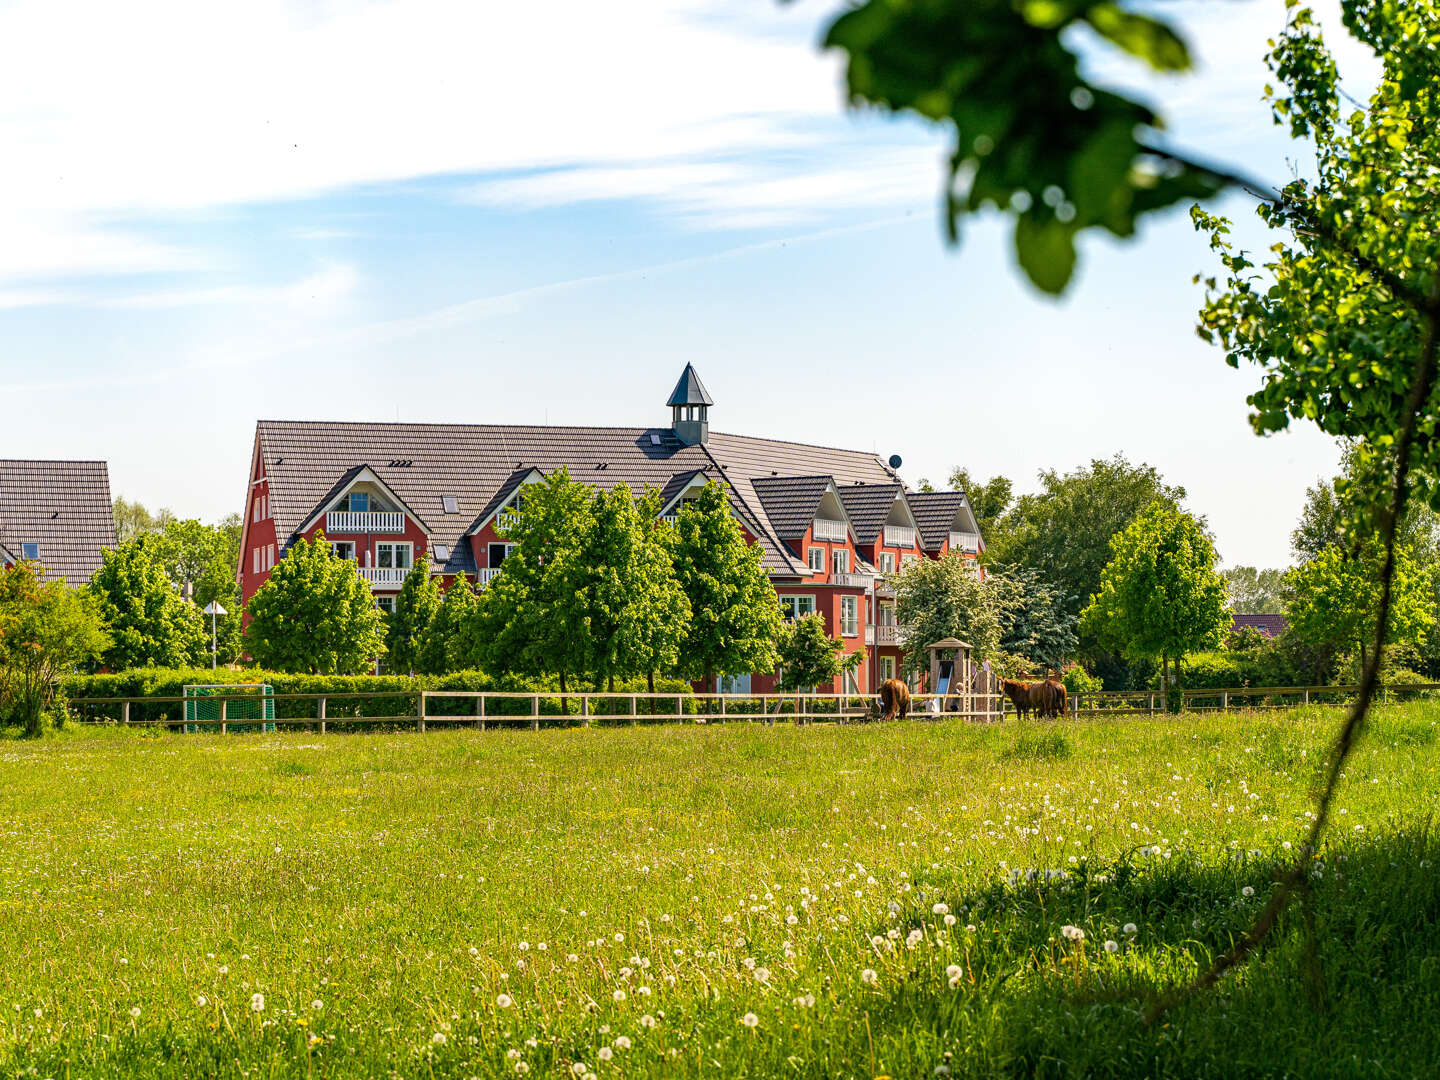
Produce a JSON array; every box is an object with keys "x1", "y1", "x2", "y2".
[{"x1": 0, "y1": 460, "x2": 116, "y2": 584}]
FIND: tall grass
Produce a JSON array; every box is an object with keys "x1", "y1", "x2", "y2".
[{"x1": 2, "y1": 705, "x2": 1437, "y2": 1078}]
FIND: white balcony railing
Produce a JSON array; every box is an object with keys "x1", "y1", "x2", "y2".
[
  {"x1": 883, "y1": 524, "x2": 916, "y2": 548},
  {"x1": 865, "y1": 624, "x2": 900, "y2": 646},
  {"x1": 813, "y1": 518, "x2": 847, "y2": 542},
  {"x1": 359, "y1": 566, "x2": 410, "y2": 587},
  {"x1": 949, "y1": 530, "x2": 981, "y2": 552},
  {"x1": 831, "y1": 572, "x2": 873, "y2": 589},
  {"x1": 477, "y1": 567, "x2": 503, "y2": 587},
  {"x1": 660, "y1": 514, "x2": 678, "y2": 526},
  {"x1": 495, "y1": 511, "x2": 522, "y2": 532},
  {"x1": 326, "y1": 511, "x2": 405, "y2": 534}
]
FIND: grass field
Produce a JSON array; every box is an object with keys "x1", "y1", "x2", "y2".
[{"x1": 2, "y1": 707, "x2": 1439, "y2": 1079}]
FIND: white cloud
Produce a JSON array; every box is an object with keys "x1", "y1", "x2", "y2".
[
  {"x1": 0, "y1": 0, "x2": 849, "y2": 282},
  {"x1": 102, "y1": 262, "x2": 358, "y2": 310}
]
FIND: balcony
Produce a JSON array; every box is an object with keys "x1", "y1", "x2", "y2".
[
  {"x1": 830, "y1": 572, "x2": 873, "y2": 589},
  {"x1": 359, "y1": 566, "x2": 409, "y2": 587},
  {"x1": 326, "y1": 511, "x2": 405, "y2": 534},
  {"x1": 883, "y1": 524, "x2": 916, "y2": 548},
  {"x1": 866, "y1": 624, "x2": 900, "y2": 646},
  {"x1": 477, "y1": 567, "x2": 503, "y2": 586},
  {"x1": 659, "y1": 514, "x2": 678, "y2": 526},
  {"x1": 495, "y1": 511, "x2": 522, "y2": 532},
  {"x1": 949, "y1": 530, "x2": 981, "y2": 553},
  {"x1": 813, "y1": 518, "x2": 847, "y2": 542}
]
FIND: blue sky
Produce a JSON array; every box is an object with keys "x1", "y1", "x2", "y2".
[{"x1": 0, "y1": 1, "x2": 1375, "y2": 568}]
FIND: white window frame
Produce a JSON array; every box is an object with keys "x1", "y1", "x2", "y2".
[
  {"x1": 330, "y1": 541, "x2": 356, "y2": 561},
  {"x1": 253, "y1": 548, "x2": 260, "y2": 573},
  {"x1": 348, "y1": 491, "x2": 370, "y2": 513},
  {"x1": 901, "y1": 552, "x2": 919, "y2": 567},
  {"x1": 779, "y1": 594, "x2": 817, "y2": 622},
  {"x1": 839, "y1": 596, "x2": 859, "y2": 637},
  {"x1": 375, "y1": 595, "x2": 395, "y2": 614},
  {"x1": 267, "y1": 544, "x2": 276, "y2": 569},
  {"x1": 807, "y1": 547, "x2": 825, "y2": 572},
  {"x1": 879, "y1": 552, "x2": 896, "y2": 574},
  {"x1": 488, "y1": 542, "x2": 516, "y2": 567},
  {"x1": 20, "y1": 542, "x2": 39, "y2": 560},
  {"x1": 880, "y1": 656, "x2": 896, "y2": 681},
  {"x1": 843, "y1": 665, "x2": 861, "y2": 695},
  {"x1": 832, "y1": 549, "x2": 850, "y2": 576},
  {"x1": 376, "y1": 541, "x2": 413, "y2": 570}
]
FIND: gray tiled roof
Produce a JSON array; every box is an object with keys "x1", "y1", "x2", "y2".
[
  {"x1": 0, "y1": 460, "x2": 116, "y2": 584},
  {"x1": 907, "y1": 491, "x2": 968, "y2": 550},
  {"x1": 838, "y1": 483, "x2": 902, "y2": 544},
  {"x1": 254, "y1": 421, "x2": 912, "y2": 579},
  {"x1": 750, "y1": 475, "x2": 833, "y2": 539}
]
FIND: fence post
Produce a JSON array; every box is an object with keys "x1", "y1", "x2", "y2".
[
  {"x1": 1304, "y1": 688, "x2": 1310, "y2": 706},
  {"x1": 1221, "y1": 689, "x2": 1228, "y2": 711},
  {"x1": 318, "y1": 696, "x2": 326, "y2": 735},
  {"x1": 532, "y1": 695, "x2": 540, "y2": 732},
  {"x1": 220, "y1": 698, "x2": 227, "y2": 735},
  {"x1": 418, "y1": 691, "x2": 426, "y2": 733},
  {"x1": 478, "y1": 694, "x2": 486, "y2": 731},
  {"x1": 581, "y1": 695, "x2": 590, "y2": 727},
  {"x1": 123, "y1": 700, "x2": 130, "y2": 727},
  {"x1": 677, "y1": 695, "x2": 683, "y2": 723}
]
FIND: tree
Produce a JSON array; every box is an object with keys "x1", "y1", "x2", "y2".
[
  {"x1": 984, "y1": 564, "x2": 1076, "y2": 672},
  {"x1": 88, "y1": 537, "x2": 206, "y2": 669},
  {"x1": 945, "y1": 468, "x2": 1012, "y2": 544},
  {"x1": 1220, "y1": 567, "x2": 1290, "y2": 614},
  {"x1": 0, "y1": 562, "x2": 110, "y2": 736},
  {"x1": 465, "y1": 471, "x2": 594, "y2": 691},
  {"x1": 1287, "y1": 545, "x2": 1432, "y2": 677},
  {"x1": 154, "y1": 516, "x2": 245, "y2": 665},
  {"x1": 386, "y1": 563, "x2": 442, "y2": 675},
  {"x1": 670, "y1": 482, "x2": 782, "y2": 690},
  {"x1": 244, "y1": 534, "x2": 386, "y2": 674},
  {"x1": 1080, "y1": 501, "x2": 1230, "y2": 702},
  {"x1": 417, "y1": 577, "x2": 479, "y2": 675},
  {"x1": 893, "y1": 553, "x2": 1000, "y2": 683},
  {"x1": 776, "y1": 613, "x2": 862, "y2": 692},
  {"x1": 818, "y1": 0, "x2": 1233, "y2": 294},
  {"x1": 617, "y1": 492, "x2": 691, "y2": 694},
  {"x1": 112, "y1": 496, "x2": 173, "y2": 543},
  {"x1": 992, "y1": 455, "x2": 1188, "y2": 623}
]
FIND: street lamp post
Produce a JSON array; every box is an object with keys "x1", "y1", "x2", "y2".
[{"x1": 202, "y1": 601, "x2": 227, "y2": 670}]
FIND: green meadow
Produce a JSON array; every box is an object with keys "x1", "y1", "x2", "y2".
[{"x1": 2, "y1": 707, "x2": 1438, "y2": 1079}]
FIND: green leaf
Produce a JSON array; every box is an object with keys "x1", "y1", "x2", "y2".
[
  {"x1": 1014, "y1": 213, "x2": 1078, "y2": 295},
  {"x1": 1084, "y1": 4, "x2": 1191, "y2": 71}
]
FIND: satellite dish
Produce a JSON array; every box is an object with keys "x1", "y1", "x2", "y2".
[{"x1": 888, "y1": 454, "x2": 903, "y2": 469}]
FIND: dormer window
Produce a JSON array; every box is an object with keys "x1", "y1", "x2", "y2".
[
  {"x1": 21, "y1": 542, "x2": 39, "y2": 560},
  {"x1": 348, "y1": 492, "x2": 369, "y2": 513}
]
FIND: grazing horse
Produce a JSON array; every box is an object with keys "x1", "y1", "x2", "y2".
[
  {"x1": 877, "y1": 679, "x2": 911, "y2": 721},
  {"x1": 1044, "y1": 678, "x2": 1068, "y2": 719},
  {"x1": 999, "y1": 678, "x2": 1034, "y2": 719}
]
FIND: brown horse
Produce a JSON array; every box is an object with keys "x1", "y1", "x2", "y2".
[
  {"x1": 999, "y1": 677, "x2": 1034, "y2": 719},
  {"x1": 1043, "y1": 678, "x2": 1068, "y2": 719},
  {"x1": 877, "y1": 679, "x2": 911, "y2": 721}
]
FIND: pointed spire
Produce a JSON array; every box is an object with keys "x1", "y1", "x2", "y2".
[{"x1": 666, "y1": 363, "x2": 714, "y2": 407}]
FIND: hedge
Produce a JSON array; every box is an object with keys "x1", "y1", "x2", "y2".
[{"x1": 61, "y1": 668, "x2": 695, "y2": 729}]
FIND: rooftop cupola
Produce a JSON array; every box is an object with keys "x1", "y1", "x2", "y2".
[{"x1": 667, "y1": 363, "x2": 713, "y2": 446}]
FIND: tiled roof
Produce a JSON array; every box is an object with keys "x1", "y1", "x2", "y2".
[
  {"x1": 254, "y1": 421, "x2": 918, "y2": 579},
  {"x1": 838, "y1": 483, "x2": 902, "y2": 544},
  {"x1": 1232, "y1": 613, "x2": 1289, "y2": 638},
  {"x1": 467, "y1": 467, "x2": 537, "y2": 535},
  {"x1": 907, "y1": 491, "x2": 968, "y2": 550},
  {"x1": 0, "y1": 460, "x2": 116, "y2": 584},
  {"x1": 750, "y1": 475, "x2": 833, "y2": 539}
]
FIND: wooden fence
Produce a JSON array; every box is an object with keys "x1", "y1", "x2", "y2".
[{"x1": 1070, "y1": 682, "x2": 1440, "y2": 716}]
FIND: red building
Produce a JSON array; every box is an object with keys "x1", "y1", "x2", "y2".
[{"x1": 236, "y1": 366, "x2": 983, "y2": 691}]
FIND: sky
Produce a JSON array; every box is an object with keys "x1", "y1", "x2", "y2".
[{"x1": 0, "y1": 1, "x2": 1379, "y2": 568}]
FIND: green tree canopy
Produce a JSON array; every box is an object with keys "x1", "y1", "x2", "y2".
[
  {"x1": 1287, "y1": 544, "x2": 1432, "y2": 676},
  {"x1": 1220, "y1": 566, "x2": 1290, "y2": 615},
  {"x1": 417, "y1": 577, "x2": 479, "y2": 676},
  {"x1": 614, "y1": 491, "x2": 691, "y2": 694},
  {"x1": 945, "y1": 468, "x2": 1013, "y2": 544},
  {"x1": 112, "y1": 496, "x2": 173, "y2": 543},
  {"x1": 670, "y1": 482, "x2": 782, "y2": 690},
  {"x1": 776, "y1": 613, "x2": 862, "y2": 692},
  {"x1": 1079, "y1": 501, "x2": 1230, "y2": 695},
  {"x1": 385, "y1": 563, "x2": 442, "y2": 675},
  {"x1": 991, "y1": 454, "x2": 1188, "y2": 623},
  {"x1": 88, "y1": 537, "x2": 206, "y2": 670},
  {"x1": 244, "y1": 534, "x2": 386, "y2": 674},
  {"x1": 893, "y1": 553, "x2": 1000, "y2": 683},
  {"x1": 465, "y1": 471, "x2": 594, "y2": 691},
  {"x1": 153, "y1": 516, "x2": 245, "y2": 664},
  {"x1": 985, "y1": 564, "x2": 1076, "y2": 672},
  {"x1": 0, "y1": 562, "x2": 110, "y2": 735}
]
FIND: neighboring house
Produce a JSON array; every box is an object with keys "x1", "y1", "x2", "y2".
[
  {"x1": 1232, "y1": 613, "x2": 1289, "y2": 639},
  {"x1": 236, "y1": 365, "x2": 984, "y2": 694},
  {"x1": 0, "y1": 459, "x2": 118, "y2": 584}
]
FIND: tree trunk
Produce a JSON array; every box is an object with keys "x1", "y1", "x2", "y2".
[
  {"x1": 647, "y1": 669, "x2": 656, "y2": 715},
  {"x1": 607, "y1": 673, "x2": 615, "y2": 693}
]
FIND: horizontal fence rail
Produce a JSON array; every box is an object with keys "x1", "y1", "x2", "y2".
[
  {"x1": 65, "y1": 689, "x2": 1003, "y2": 732},
  {"x1": 1070, "y1": 682, "x2": 1440, "y2": 715}
]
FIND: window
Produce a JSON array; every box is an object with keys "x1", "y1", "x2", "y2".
[
  {"x1": 779, "y1": 595, "x2": 816, "y2": 622},
  {"x1": 488, "y1": 542, "x2": 515, "y2": 567},
  {"x1": 252, "y1": 499, "x2": 260, "y2": 523},
  {"x1": 878, "y1": 602, "x2": 896, "y2": 626},
  {"x1": 840, "y1": 596, "x2": 859, "y2": 636},
  {"x1": 832, "y1": 549, "x2": 850, "y2": 576},
  {"x1": 20, "y1": 542, "x2": 39, "y2": 560},
  {"x1": 442, "y1": 495, "x2": 459, "y2": 515},
  {"x1": 807, "y1": 547, "x2": 825, "y2": 572},
  {"x1": 253, "y1": 548, "x2": 259, "y2": 573},
  {"x1": 267, "y1": 544, "x2": 276, "y2": 569},
  {"x1": 879, "y1": 552, "x2": 896, "y2": 574},
  {"x1": 901, "y1": 553, "x2": 919, "y2": 567},
  {"x1": 348, "y1": 492, "x2": 369, "y2": 513},
  {"x1": 376, "y1": 542, "x2": 412, "y2": 570},
  {"x1": 433, "y1": 543, "x2": 451, "y2": 561},
  {"x1": 880, "y1": 656, "x2": 896, "y2": 681},
  {"x1": 330, "y1": 541, "x2": 356, "y2": 561},
  {"x1": 376, "y1": 596, "x2": 395, "y2": 614}
]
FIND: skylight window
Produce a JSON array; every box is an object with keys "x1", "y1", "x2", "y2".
[
  {"x1": 21, "y1": 542, "x2": 39, "y2": 560},
  {"x1": 434, "y1": 544, "x2": 451, "y2": 561},
  {"x1": 649, "y1": 433, "x2": 662, "y2": 445},
  {"x1": 442, "y1": 495, "x2": 459, "y2": 514}
]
